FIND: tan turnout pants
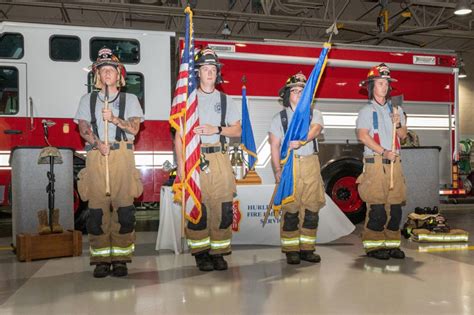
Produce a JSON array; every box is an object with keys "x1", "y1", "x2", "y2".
[
  {"x1": 357, "y1": 155, "x2": 406, "y2": 253},
  {"x1": 280, "y1": 154, "x2": 326, "y2": 253},
  {"x1": 185, "y1": 145, "x2": 236, "y2": 256},
  {"x1": 77, "y1": 141, "x2": 143, "y2": 264}
]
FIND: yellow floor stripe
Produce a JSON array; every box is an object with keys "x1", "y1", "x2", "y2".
[
  {"x1": 0, "y1": 246, "x2": 13, "y2": 251},
  {"x1": 418, "y1": 245, "x2": 474, "y2": 253}
]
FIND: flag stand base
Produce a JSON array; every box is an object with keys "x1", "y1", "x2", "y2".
[{"x1": 236, "y1": 170, "x2": 262, "y2": 185}]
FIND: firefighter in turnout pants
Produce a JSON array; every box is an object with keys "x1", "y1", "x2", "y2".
[
  {"x1": 175, "y1": 47, "x2": 242, "y2": 271},
  {"x1": 269, "y1": 73, "x2": 326, "y2": 265},
  {"x1": 75, "y1": 47, "x2": 144, "y2": 277},
  {"x1": 356, "y1": 63, "x2": 408, "y2": 260}
]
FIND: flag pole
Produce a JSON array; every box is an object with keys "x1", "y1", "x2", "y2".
[
  {"x1": 180, "y1": 5, "x2": 192, "y2": 254},
  {"x1": 181, "y1": 114, "x2": 186, "y2": 253},
  {"x1": 262, "y1": 183, "x2": 278, "y2": 227},
  {"x1": 180, "y1": 104, "x2": 186, "y2": 253},
  {"x1": 241, "y1": 75, "x2": 247, "y2": 178},
  {"x1": 264, "y1": 22, "x2": 336, "y2": 227}
]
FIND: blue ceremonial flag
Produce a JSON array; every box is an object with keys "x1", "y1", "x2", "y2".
[
  {"x1": 273, "y1": 43, "x2": 331, "y2": 210},
  {"x1": 240, "y1": 84, "x2": 258, "y2": 170}
]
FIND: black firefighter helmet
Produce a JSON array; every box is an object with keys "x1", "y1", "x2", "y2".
[
  {"x1": 278, "y1": 72, "x2": 307, "y2": 99},
  {"x1": 91, "y1": 47, "x2": 126, "y2": 89},
  {"x1": 194, "y1": 47, "x2": 223, "y2": 84}
]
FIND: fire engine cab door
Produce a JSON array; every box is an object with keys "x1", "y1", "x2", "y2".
[{"x1": 0, "y1": 62, "x2": 28, "y2": 150}]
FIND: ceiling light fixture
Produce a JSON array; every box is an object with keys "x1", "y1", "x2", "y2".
[
  {"x1": 222, "y1": 22, "x2": 231, "y2": 36},
  {"x1": 454, "y1": 0, "x2": 472, "y2": 15}
]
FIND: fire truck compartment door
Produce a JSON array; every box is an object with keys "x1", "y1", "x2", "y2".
[
  {"x1": 0, "y1": 62, "x2": 29, "y2": 149},
  {"x1": 0, "y1": 62, "x2": 27, "y2": 117}
]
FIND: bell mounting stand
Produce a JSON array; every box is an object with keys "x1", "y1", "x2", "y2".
[
  {"x1": 42, "y1": 119, "x2": 55, "y2": 147},
  {"x1": 46, "y1": 155, "x2": 55, "y2": 231},
  {"x1": 41, "y1": 119, "x2": 58, "y2": 232}
]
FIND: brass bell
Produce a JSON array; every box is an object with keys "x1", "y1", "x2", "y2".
[{"x1": 230, "y1": 145, "x2": 243, "y2": 166}]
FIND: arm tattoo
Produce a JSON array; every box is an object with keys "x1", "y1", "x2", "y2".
[
  {"x1": 114, "y1": 116, "x2": 141, "y2": 135},
  {"x1": 78, "y1": 120, "x2": 100, "y2": 146}
]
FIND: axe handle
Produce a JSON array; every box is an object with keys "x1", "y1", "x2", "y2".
[
  {"x1": 263, "y1": 183, "x2": 279, "y2": 227},
  {"x1": 389, "y1": 106, "x2": 398, "y2": 190},
  {"x1": 104, "y1": 96, "x2": 111, "y2": 196}
]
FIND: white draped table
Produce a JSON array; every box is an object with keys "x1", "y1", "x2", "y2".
[{"x1": 155, "y1": 184, "x2": 355, "y2": 254}]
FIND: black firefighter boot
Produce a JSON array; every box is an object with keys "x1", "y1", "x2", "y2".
[
  {"x1": 367, "y1": 249, "x2": 390, "y2": 260},
  {"x1": 112, "y1": 262, "x2": 128, "y2": 277},
  {"x1": 211, "y1": 254, "x2": 228, "y2": 271},
  {"x1": 195, "y1": 251, "x2": 214, "y2": 272},
  {"x1": 388, "y1": 248, "x2": 406, "y2": 259},
  {"x1": 300, "y1": 250, "x2": 321, "y2": 263},
  {"x1": 93, "y1": 263, "x2": 111, "y2": 278},
  {"x1": 286, "y1": 252, "x2": 301, "y2": 265}
]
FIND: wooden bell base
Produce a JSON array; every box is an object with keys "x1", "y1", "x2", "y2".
[
  {"x1": 16, "y1": 230, "x2": 82, "y2": 262},
  {"x1": 236, "y1": 170, "x2": 262, "y2": 185}
]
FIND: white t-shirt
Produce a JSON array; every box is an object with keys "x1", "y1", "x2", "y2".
[
  {"x1": 356, "y1": 99, "x2": 405, "y2": 156},
  {"x1": 197, "y1": 90, "x2": 241, "y2": 144},
  {"x1": 74, "y1": 92, "x2": 144, "y2": 143},
  {"x1": 269, "y1": 107, "x2": 324, "y2": 156}
]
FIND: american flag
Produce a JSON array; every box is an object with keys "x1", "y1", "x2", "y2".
[{"x1": 169, "y1": 6, "x2": 202, "y2": 224}]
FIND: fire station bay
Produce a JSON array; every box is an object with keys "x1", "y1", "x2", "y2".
[{"x1": 1, "y1": 1, "x2": 474, "y2": 314}]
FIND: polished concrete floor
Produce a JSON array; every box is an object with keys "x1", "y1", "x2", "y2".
[{"x1": 0, "y1": 210, "x2": 473, "y2": 315}]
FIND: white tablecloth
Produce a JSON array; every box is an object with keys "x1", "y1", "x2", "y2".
[{"x1": 155, "y1": 185, "x2": 355, "y2": 254}]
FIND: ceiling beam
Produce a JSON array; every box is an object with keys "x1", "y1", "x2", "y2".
[
  {"x1": 0, "y1": 0, "x2": 460, "y2": 32},
  {"x1": 2, "y1": 0, "x2": 474, "y2": 45}
]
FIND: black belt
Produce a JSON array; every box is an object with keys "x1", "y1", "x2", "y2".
[
  {"x1": 365, "y1": 157, "x2": 395, "y2": 164},
  {"x1": 85, "y1": 142, "x2": 133, "y2": 152},
  {"x1": 201, "y1": 146, "x2": 222, "y2": 154}
]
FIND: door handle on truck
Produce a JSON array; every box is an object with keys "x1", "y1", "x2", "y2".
[
  {"x1": 29, "y1": 97, "x2": 34, "y2": 130},
  {"x1": 4, "y1": 129, "x2": 22, "y2": 134}
]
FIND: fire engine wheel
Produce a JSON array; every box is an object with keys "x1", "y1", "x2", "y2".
[{"x1": 322, "y1": 159, "x2": 366, "y2": 224}]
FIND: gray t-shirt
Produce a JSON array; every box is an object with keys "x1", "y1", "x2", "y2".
[
  {"x1": 197, "y1": 90, "x2": 241, "y2": 144},
  {"x1": 74, "y1": 92, "x2": 145, "y2": 143},
  {"x1": 269, "y1": 107, "x2": 324, "y2": 156},
  {"x1": 356, "y1": 100, "x2": 405, "y2": 156}
]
